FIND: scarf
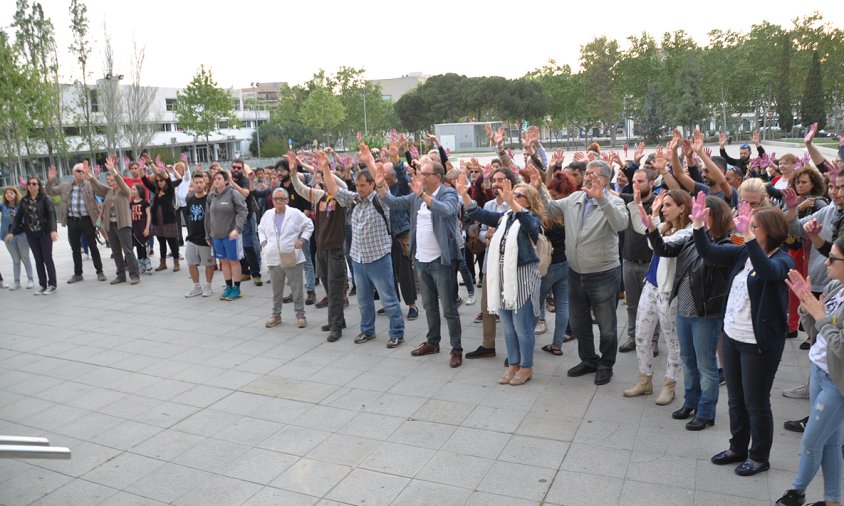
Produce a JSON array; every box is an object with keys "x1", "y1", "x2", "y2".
[{"x1": 486, "y1": 211, "x2": 520, "y2": 314}]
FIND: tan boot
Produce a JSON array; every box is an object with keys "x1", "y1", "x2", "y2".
[
  {"x1": 154, "y1": 259, "x2": 167, "y2": 271},
  {"x1": 173, "y1": 258, "x2": 180, "y2": 272},
  {"x1": 655, "y1": 379, "x2": 676, "y2": 405},
  {"x1": 623, "y1": 373, "x2": 653, "y2": 397}
]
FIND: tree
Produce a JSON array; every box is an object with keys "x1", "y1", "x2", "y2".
[
  {"x1": 775, "y1": 33, "x2": 794, "y2": 133},
  {"x1": 99, "y1": 28, "x2": 122, "y2": 155},
  {"x1": 801, "y1": 50, "x2": 826, "y2": 129},
  {"x1": 640, "y1": 84, "x2": 667, "y2": 144},
  {"x1": 68, "y1": 0, "x2": 95, "y2": 164},
  {"x1": 580, "y1": 36, "x2": 621, "y2": 145},
  {"x1": 250, "y1": 122, "x2": 318, "y2": 156},
  {"x1": 175, "y1": 65, "x2": 238, "y2": 161},
  {"x1": 298, "y1": 86, "x2": 346, "y2": 147},
  {"x1": 672, "y1": 53, "x2": 708, "y2": 133},
  {"x1": 124, "y1": 43, "x2": 158, "y2": 159},
  {"x1": 394, "y1": 89, "x2": 432, "y2": 134},
  {"x1": 0, "y1": 30, "x2": 38, "y2": 181}
]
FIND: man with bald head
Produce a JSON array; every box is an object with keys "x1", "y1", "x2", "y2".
[{"x1": 46, "y1": 162, "x2": 107, "y2": 283}]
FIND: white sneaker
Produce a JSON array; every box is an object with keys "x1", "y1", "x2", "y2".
[
  {"x1": 465, "y1": 295, "x2": 476, "y2": 306},
  {"x1": 0, "y1": 280, "x2": 8, "y2": 289},
  {"x1": 43, "y1": 286, "x2": 56, "y2": 295},
  {"x1": 783, "y1": 383, "x2": 809, "y2": 399},
  {"x1": 185, "y1": 286, "x2": 203, "y2": 298},
  {"x1": 25, "y1": 280, "x2": 34, "y2": 289},
  {"x1": 8, "y1": 283, "x2": 21, "y2": 291},
  {"x1": 535, "y1": 320, "x2": 548, "y2": 335},
  {"x1": 201, "y1": 285, "x2": 213, "y2": 297},
  {"x1": 33, "y1": 287, "x2": 45, "y2": 296}
]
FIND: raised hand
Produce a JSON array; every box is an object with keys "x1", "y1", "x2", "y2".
[
  {"x1": 484, "y1": 124, "x2": 494, "y2": 143},
  {"x1": 499, "y1": 178, "x2": 514, "y2": 203},
  {"x1": 524, "y1": 163, "x2": 542, "y2": 189},
  {"x1": 372, "y1": 162, "x2": 386, "y2": 188},
  {"x1": 573, "y1": 151, "x2": 586, "y2": 163},
  {"x1": 492, "y1": 127, "x2": 506, "y2": 146},
  {"x1": 784, "y1": 269, "x2": 811, "y2": 299},
  {"x1": 734, "y1": 201, "x2": 752, "y2": 235},
  {"x1": 455, "y1": 173, "x2": 470, "y2": 197},
  {"x1": 638, "y1": 203, "x2": 653, "y2": 230},
  {"x1": 181, "y1": 153, "x2": 188, "y2": 163},
  {"x1": 759, "y1": 154, "x2": 771, "y2": 170},
  {"x1": 633, "y1": 186, "x2": 642, "y2": 204},
  {"x1": 704, "y1": 146, "x2": 712, "y2": 157},
  {"x1": 690, "y1": 191, "x2": 708, "y2": 228},
  {"x1": 752, "y1": 129, "x2": 760, "y2": 146},
  {"x1": 410, "y1": 175, "x2": 424, "y2": 196},
  {"x1": 719, "y1": 131, "x2": 727, "y2": 147},
  {"x1": 782, "y1": 187, "x2": 799, "y2": 209},
  {"x1": 48, "y1": 165, "x2": 57, "y2": 181},
  {"x1": 633, "y1": 141, "x2": 646, "y2": 164},
  {"x1": 652, "y1": 146, "x2": 667, "y2": 174},
  {"x1": 286, "y1": 151, "x2": 299, "y2": 173},
  {"x1": 829, "y1": 161, "x2": 840, "y2": 184},
  {"x1": 692, "y1": 129, "x2": 704, "y2": 154},
  {"x1": 805, "y1": 122, "x2": 818, "y2": 144},
  {"x1": 803, "y1": 218, "x2": 822, "y2": 237},
  {"x1": 427, "y1": 134, "x2": 439, "y2": 146},
  {"x1": 682, "y1": 139, "x2": 693, "y2": 158}
]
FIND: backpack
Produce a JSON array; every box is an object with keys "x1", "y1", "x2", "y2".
[{"x1": 466, "y1": 223, "x2": 487, "y2": 255}]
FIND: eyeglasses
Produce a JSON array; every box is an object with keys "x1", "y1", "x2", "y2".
[
  {"x1": 420, "y1": 172, "x2": 436, "y2": 177},
  {"x1": 742, "y1": 200, "x2": 763, "y2": 208},
  {"x1": 513, "y1": 192, "x2": 526, "y2": 199},
  {"x1": 27, "y1": 182, "x2": 39, "y2": 186},
  {"x1": 272, "y1": 197, "x2": 288, "y2": 201},
  {"x1": 828, "y1": 255, "x2": 844, "y2": 263},
  {"x1": 73, "y1": 170, "x2": 83, "y2": 174}
]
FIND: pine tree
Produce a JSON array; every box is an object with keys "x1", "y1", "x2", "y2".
[{"x1": 800, "y1": 50, "x2": 826, "y2": 130}]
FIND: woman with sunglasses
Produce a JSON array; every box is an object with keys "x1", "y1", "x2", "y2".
[
  {"x1": 142, "y1": 162, "x2": 182, "y2": 272},
  {"x1": 1, "y1": 186, "x2": 35, "y2": 289},
  {"x1": 776, "y1": 238, "x2": 844, "y2": 506},
  {"x1": 692, "y1": 197, "x2": 793, "y2": 477},
  {"x1": 457, "y1": 174, "x2": 544, "y2": 386},
  {"x1": 6, "y1": 177, "x2": 57, "y2": 294}
]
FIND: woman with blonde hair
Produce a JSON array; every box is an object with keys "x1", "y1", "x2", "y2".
[
  {"x1": 457, "y1": 175, "x2": 544, "y2": 385},
  {"x1": 1, "y1": 185, "x2": 34, "y2": 289}
]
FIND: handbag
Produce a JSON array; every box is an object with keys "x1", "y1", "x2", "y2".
[
  {"x1": 280, "y1": 251, "x2": 298, "y2": 268},
  {"x1": 532, "y1": 230, "x2": 553, "y2": 277}
]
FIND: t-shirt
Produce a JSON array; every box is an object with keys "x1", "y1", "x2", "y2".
[
  {"x1": 723, "y1": 258, "x2": 756, "y2": 343},
  {"x1": 185, "y1": 194, "x2": 209, "y2": 245},
  {"x1": 274, "y1": 212, "x2": 285, "y2": 233},
  {"x1": 131, "y1": 200, "x2": 148, "y2": 225},
  {"x1": 315, "y1": 195, "x2": 345, "y2": 250},
  {"x1": 810, "y1": 290, "x2": 844, "y2": 373}
]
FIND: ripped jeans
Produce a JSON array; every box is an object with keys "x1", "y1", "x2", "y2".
[{"x1": 792, "y1": 363, "x2": 844, "y2": 502}]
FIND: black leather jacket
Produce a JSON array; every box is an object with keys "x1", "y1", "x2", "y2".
[{"x1": 646, "y1": 229, "x2": 733, "y2": 318}]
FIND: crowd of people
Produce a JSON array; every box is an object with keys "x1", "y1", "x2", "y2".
[{"x1": 2, "y1": 123, "x2": 844, "y2": 505}]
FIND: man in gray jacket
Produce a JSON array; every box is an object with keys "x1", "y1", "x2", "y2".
[
  {"x1": 539, "y1": 160, "x2": 629, "y2": 385},
  {"x1": 374, "y1": 157, "x2": 465, "y2": 368}
]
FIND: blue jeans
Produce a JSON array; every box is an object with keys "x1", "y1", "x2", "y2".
[
  {"x1": 302, "y1": 238, "x2": 315, "y2": 293},
  {"x1": 538, "y1": 261, "x2": 569, "y2": 348},
  {"x1": 676, "y1": 315, "x2": 722, "y2": 420},
  {"x1": 569, "y1": 267, "x2": 619, "y2": 369},
  {"x1": 5, "y1": 233, "x2": 34, "y2": 283},
  {"x1": 417, "y1": 258, "x2": 462, "y2": 351},
  {"x1": 456, "y1": 247, "x2": 475, "y2": 297},
  {"x1": 793, "y1": 363, "x2": 844, "y2": 502},
  {"x1": 353, "y1": 254, "x2": 403, "y2": 339},
  {"x1": 722, "y1": 334, "x2": 784, "y2": 462},
  {"x1": 499, "y1": 298, "x2": 536, "y2": 368}
]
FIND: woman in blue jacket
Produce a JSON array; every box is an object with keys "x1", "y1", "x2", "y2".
[
  {"x1": 1, "y1": 186, "x2": 34, "y2": 289},
  {"x1": 692, "y1": 199, "x2": 793, "y2": 477},
  {"x1": 457, "y1": 175, "x2": 543, "y2": 386}
]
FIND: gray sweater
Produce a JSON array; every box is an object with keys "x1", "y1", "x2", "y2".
[
  {"x1": 205, "y1": 185, "x2": 247, "y2": 241},
  {"x1": 800, "y1": 280, "x2": 844, "y2": 394}
]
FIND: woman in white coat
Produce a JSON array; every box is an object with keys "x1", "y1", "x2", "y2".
[{"x1": 258, "y1": 187, "x2": 314, "y2": 329}]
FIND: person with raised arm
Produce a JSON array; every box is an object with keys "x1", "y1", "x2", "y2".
[
  {"x1": 373, "y1": 147, "x2": 464, "y2": 364},
  {"x1": 803, "y1": 122, "x2": 844, "y2": 177},
  {"x1": 141, "y1": 158, "x2": 183, "y2": 272},
  {"x1": 89, "y1": 155, "x2": 141, "y2": 285},
  {"x1": 46, "y1": 162, "x2": 107, "y2": 283},
  {"x1": 455, "y1": 173, "x2": 542, "y2": 384},
  {"x1": 692, "y1": 198, "x2": 793, "y2": 476},
  {"x1": 324, "y1": 147, "x2": 405, "y2": 349}
]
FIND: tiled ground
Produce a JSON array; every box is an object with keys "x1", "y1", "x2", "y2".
[{"x1": 0, "y1": 238, "x2": 828, "y2": 505}]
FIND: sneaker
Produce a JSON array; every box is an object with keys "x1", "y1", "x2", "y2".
[
  {"x1": 407, "y1": 307, "x2": 419, "y2": 320},
  {"x1": 282, "y1": 294, "x2": 293, "y2": 303},
  {"x1": 130, "y1": 278, "x2": 140, "y2": 285},
  {"x1": 387, "y1": 337, "x2": 403, "y2": 348},
  {"x1": 96, "y1": 272, "x2": 107, "y2": 282},
  {"x1": 252, "y1": 276, "x2": 263, "y2": 286},
  {"x1": 33, "y1": 287, "x2": 46, "y2": 295},
  {"x1": 535, "y1": 320, "x2": 547, "y2": 335},
  {"x1": 775, "y1": 489, "x2": 805, "y2": 506},
  {"x1": 305, "y1": 292, "x2": 316, "y2": 305},
  {"x1": 455, "y1": 296, "x2": 463, "y2": 306},
  {"x1": 786, "y1": 330, "x2": 799, "y2": 339},
  {"x1": 226, "y1": 286, "x2": 242, "y2": 300},
  {"x1": 297, "y1": 317, "x2": 307, "y2": 328},
  {"x1": 618, "y1": 339, "x2": 636, "y2": 353},
  {"x1": 185, "y1": 286, "x2": 203, "y2": 298},
  {"x1": 265, "y1": 315, "x2": 281, "y2": 328},
  {"x1": 546, "y1": 298, "x2": 556, "y2": 313},
  {"x1": 110, "y1": 277, "x2": 126, "y2": 285},
  {"x1": 315, "y1": 297, "x2": 329, "y2": 308},
  {"x1": 348, "y1": 286, "x2": 356, "y2": 296},
  {"x1": 67, "y1": 274, "x2": 83, "y2": 284},
  {"x1": 8, "y1": 282, "x2": 21, "y2": 291},
  {"x1": 202, "y1": 285, "x2": 213, "y2": 297},
  {"x1": 354, "y1": 332, "x2": 376, "y2": 344},
  {"x1": 44, "y1": 286, "x2": 56, "y2": 295},
  {"x1": 25, "y1": 280, "x2": 34, "y2": 289},
  {"x1": 465, "y1": 295, "x2": 476, "y2": 306},
  {"x1": 718, "y1": 368, "x2": 726, "y2": 386},
  {"x1": 494, "y1": 315, "x2": 500, "y2": 324},
  {"x1": 783, "y1": 383, "x2": 809, "y2": 399},
  {"x1": 784, "y1": 416, "x2": 809, "y2": 433},
  {"x1": 219, "y1": 286, "x2": 232, "y2": 300},
  {"x1": 473, "y1": 312, "x2": 484, "y2": 323},
  {"x1": 377, "y1": 308, "x2": 385, "y2": 315}
]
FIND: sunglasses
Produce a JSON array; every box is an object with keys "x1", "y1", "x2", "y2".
[
  {"x1": 27, "y1": 182, "x2": 39, "y2": 186},
  {"x1": 513, "y1": 192, "x2": 526, "y2": 199}
]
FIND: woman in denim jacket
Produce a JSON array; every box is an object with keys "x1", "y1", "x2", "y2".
[{"x1": 457, "y1": 174, "x2": 543, "y2": 386}]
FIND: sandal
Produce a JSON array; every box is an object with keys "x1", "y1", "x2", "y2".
[
  {"x1": 541, "y1": 344, "x2": 563, "y2": 356},
  {"x1": 563, "y1": 334, "x2": 576, "y2": 343},
  {"x1": 799, "y1": 340, "x2": 811, "y2": 350}
]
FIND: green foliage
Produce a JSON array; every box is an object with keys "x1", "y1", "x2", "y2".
[
  {"x1": 175, "y1": 65, "x2": 238, "y2": 159},
  {"x1": 641, "y1": 84, "x2": 667, "y2": 144},
  {"x1": 801, "y1": 50, "x2": 826, "y2": 129},
  {"x1": 250, "y1": 122, "x2": 319, "y2": 156},
  {"x1": 298, "y1": 86, "x2": 346, "y2": 142},
  {"x1": 776, "y1": 33, "x2": 795, "y2": 133}
]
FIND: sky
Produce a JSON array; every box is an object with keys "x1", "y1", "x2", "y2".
[{"x1": 2, "y1": 0, "x2": 843, "y2": 89}]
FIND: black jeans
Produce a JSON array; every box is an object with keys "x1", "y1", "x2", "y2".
[
  {"x1": 570, "y1": 267, "x2": 620, "y2": 369},
  {"x1": 390, "y1": 232, "x2": 416, "y2": 306},
  {"x1": 67, "y1": 216, "x2": 103, "y2": 275},
  {"x1": 27, "y1": 233, "x2": 57, "y2": 289},
  {"x1": 316, "y1": 248, "x2": 347, "y2": 331},
  {"x1": 722, "y1": 334, "x2": 784, "y2": 462}
]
